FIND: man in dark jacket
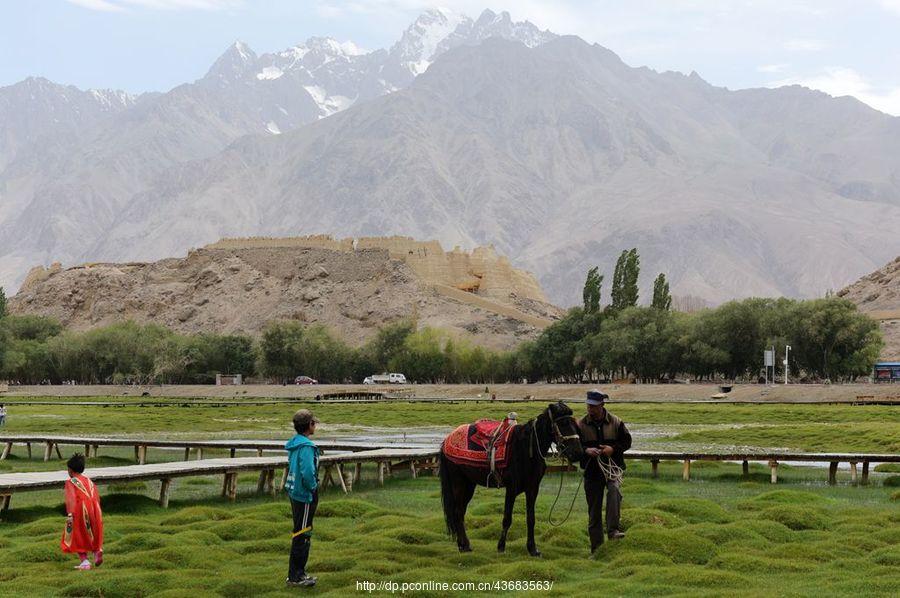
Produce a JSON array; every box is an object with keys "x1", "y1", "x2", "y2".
[{"x1": 578, "y1": 389, "x2": 632, "y2": 553}]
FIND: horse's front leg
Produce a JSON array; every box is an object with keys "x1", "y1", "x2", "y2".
[
  {"x1": 525, "y1": 486, "x2": 541, "y2": 557},
  {"x1": 497, "y1": 488, "x2": 516, "y2": 552}
]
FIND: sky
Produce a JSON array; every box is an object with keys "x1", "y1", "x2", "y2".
[{"x1": 1, "y1": 0, "x2": 899, "y2": 115}]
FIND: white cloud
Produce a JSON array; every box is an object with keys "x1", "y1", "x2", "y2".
[
  {"x1": 757, "y1": 63, "x2": 790, "y2": 73},
  {"x1": 66, "y1": 0, "x2": 124, "y2": 10},
  {"x1": 879, "y1": 0, "x2": 900, "y2": 15},
  {"x1": 784, "y1": 38, "x2": 826, "y2": 51},
  {"x1": 771, "y1": 67, "x2": 900, "y2": 116},
  {"x1": 66, "y1": 0, "x2": 242, "y2": 10}
]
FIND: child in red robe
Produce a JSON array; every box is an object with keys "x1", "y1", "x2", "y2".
[{"x1": 61, "y1": 454, "x2": 104, "y2": 570}]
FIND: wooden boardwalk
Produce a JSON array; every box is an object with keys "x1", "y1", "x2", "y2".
[
  {"x1": 0, "y1": 447, "x2": 441, "y2": 512},
  {"x1": 0, "y1": 434, "x2": 434, "y2": 464}
]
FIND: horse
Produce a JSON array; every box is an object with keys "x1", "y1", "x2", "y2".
[{"x1": 438, "y1": 401, "x2": 584, "y2": 556}]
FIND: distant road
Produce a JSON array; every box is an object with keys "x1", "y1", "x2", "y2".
[{"x1": 3, "y1": 383, "x2": 898, "y2": 404}]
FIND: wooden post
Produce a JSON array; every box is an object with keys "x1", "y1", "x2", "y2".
[
  {"x1": 197, "y1": 448, "x2": 204, "y2": 460},
  {"x1": 410, "y1": 460, "x2": 417, "y2": 479},
  {"x1": 137, "y1": 445, "x2": 147, "y2": 465},
  {"x1": 862, "y1": 461, "x2": 870, "y2": 485},
  {"x1": 44, "y1": 442, "x2": 52, "y2": 462},
  {"x1": 257, "y1": 448, "x2": 264, "y2": 457},
  {"x1": 354, "y1": 462, "x2": 362, "y2": 486},
  {"x1": 92, "y1": 444, "x2": 99, "y2": 458},
  {"x1": 26, "y1": 443, "x2": 32, "y2": 460},
  {"x1": 84, "y1": 444, "x2": 91, "y2": 458},
  {"x1": 828, "y1": 461, "x2": 838, "y2": 485},
  {"x1": 849, "y1": 461, "x2": 858, "y2": 485},
  {"x1": 651, "y1": 459, "x2": 659, "y2": 478},
  {"x1": 337, "y1": 464, "x2": 349, "y2": 493},
  {"x1": 54, "y1": 444, "x2": 62, "y2": 459},
  {"x1": 1, "y1": 442, "x2": 12, "y2": 460},
  {"x1": 134, "y1": 445, "x2": 140, "y2": 461},
  {"x1": 256, "y1": 470, "x2": 268, "y2": 494},
  {"x1": 377, "y1": 461, "x2": 385, "y2": 486},
  {"x1": 228, "y1": 473, "x2": 238, "y2": 501},
  {"x1": 159, "y1": 478, "x2": 172, "y2": 508},
  {"x1": 230, "y1": 448, "x2": 236, "y2": 458},
  {"x1": 0, "y1": 494, "x2": 10, "y2": 512},
  {"x1": 682, "y1": 459, "x2": 691, "y2": 481},
  {"x1": 769, "y1": 460, "x2": 778, "y2": 484},
  {"x1": 266, "y1": 469, "x2": 276, "y2": 496},
  {"x1": 279, "y1": 466, "x2": 289, "y2": 492},
  {"x1": 183, "y1": 447, "x2": 191, "y2": 460},
  {"x1": 742, "y1": 460, "x2": 750, "y2": 477}
]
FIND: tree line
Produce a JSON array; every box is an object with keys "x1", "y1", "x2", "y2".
[{"x1": 0, "y1": 253, "x2": 884, "y2": 385}]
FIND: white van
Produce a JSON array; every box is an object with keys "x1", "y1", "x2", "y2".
[{"x1": 363, "y1": 373, "x2": 407, "y2": 384}]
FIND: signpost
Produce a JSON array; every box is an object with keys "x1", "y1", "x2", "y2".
[
  {"x1": 784, "y1": 345, "x2": 791, "y2": 385},
  {"x1": 764, "y1": 349, "x2": 774, "y2": 385}
]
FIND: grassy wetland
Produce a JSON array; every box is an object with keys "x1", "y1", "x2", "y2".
[{"x1": 0, "y1": 399, "x2": 898, "y2": 596}]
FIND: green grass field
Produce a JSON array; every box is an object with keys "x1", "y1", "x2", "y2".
[
  {"x1": 1, "y1": 401, "x2": 898, "y2": 596},
  {"x1": 0, "y1": 462, "x2": 898, "y2": 597},
  {"x1": 2, "y1": 400, "x2": 899, "y2": 452}
]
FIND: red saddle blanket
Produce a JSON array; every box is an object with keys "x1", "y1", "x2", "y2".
[{"x1": 442, "y1": 418, "x2": 516, "y2": 470}]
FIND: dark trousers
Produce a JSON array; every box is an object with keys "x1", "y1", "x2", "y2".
[
  {"x1": 584, "y1": 476, "x2": 622, "y2": 550},
  {"x1": 289, "y1": 493, "x2": 318, "y2": 581}
]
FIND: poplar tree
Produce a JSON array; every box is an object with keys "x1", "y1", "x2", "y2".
[
  {"x1": 652, "y1": 273, "x2": 672, "y2": 311},
  {"x1": 582, "y1": 267, "x2": 603, "y2": 314}
]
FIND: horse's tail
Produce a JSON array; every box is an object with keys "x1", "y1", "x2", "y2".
[{"x1": 438, "y1": 448, "x2": 458, "y2": 539}]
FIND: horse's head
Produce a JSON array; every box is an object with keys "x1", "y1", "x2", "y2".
[{"x1": 546, "y1": 401, "x2": 583, "y2": 463}]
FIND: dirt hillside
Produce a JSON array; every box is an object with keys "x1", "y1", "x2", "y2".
[
  {"x1": 9, "y1": 241, "x2": 562, "y2": 350},
  {"x1": 838, "y1": 256, "x2": 900, "y2": 360}
]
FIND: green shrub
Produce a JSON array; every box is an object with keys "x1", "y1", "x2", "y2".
[
  {"x1": 316, "y1": 499, "x2": 380, "y2": 518},
  {"x1": 650, "y1": 498, "x2": 733, "y2": 524},
  {"x1": 621, "y1": 507, "x2": 685, "y2": 529},
  {"x1": 758, "y1": 505, "x2": 828, "y2": 530}
]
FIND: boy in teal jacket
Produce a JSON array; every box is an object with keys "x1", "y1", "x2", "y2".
[{"x1": 285, "y1": 409, "x2": 320, "y2": 588}]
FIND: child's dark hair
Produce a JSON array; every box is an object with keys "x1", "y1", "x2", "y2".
[{"x1": 67, "y1": 453, "x2": 86, "y2": 474}]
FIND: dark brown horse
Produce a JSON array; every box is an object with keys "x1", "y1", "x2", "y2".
[{"x1": 438, "y1": 401, "x2": 584, "y2": 556}]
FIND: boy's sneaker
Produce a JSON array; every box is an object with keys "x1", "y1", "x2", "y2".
[
  {"x1": 94, "y1": 551, "x2": 104, "y2": 567},
  {"x1": 75, "y1": 561, "x2": 92, "y2": 570},
  {"x1": 286, "y1": 575, "x2": 317, "y2": 588}
]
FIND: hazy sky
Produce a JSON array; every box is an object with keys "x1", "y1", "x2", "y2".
[{"x1": 2, "y1": 0, "x2": 899, "y2": 115}]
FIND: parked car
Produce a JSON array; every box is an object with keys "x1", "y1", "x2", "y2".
[
  {"x1": 363, "y1": 373, "x2": 407, "y2": 384},
  {"x1": 294, "y1": 376, "x2": 318, "y2": 385}
]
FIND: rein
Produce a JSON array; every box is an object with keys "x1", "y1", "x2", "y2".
[{"x1": 537, "y1": 407, "x2": 584, "y2": 527}]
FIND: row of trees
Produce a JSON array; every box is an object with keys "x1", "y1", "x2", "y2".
[{"x1": 0, "y1": 252, "x2": 884, "y2": 385}]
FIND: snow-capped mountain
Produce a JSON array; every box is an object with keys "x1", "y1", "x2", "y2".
[
  {"x1": 0, "y1": 9, "x2": 556, "y2": 294},
  {"x1": 199, "y1": 8, "x2": 555, "y2": 127},
  {"x1": 0, "y1": 77, "x2": 136, "y2": 170}
]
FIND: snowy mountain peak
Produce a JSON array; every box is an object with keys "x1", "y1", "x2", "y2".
[
  {"x1": 204, "y1": 40, "x2": 258, "y2": 83},
  {"x1": 393, "y1": 7, "x2": 470, "y2": 75}
]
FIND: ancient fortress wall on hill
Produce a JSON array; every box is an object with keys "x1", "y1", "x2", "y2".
[{"x1": 205, "y1": 235, "x2": 549, "y2": 305}]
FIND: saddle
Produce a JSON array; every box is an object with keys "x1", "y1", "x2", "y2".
[{"x1": 443, "y1": 415, "x2": 518, "y2": 481}]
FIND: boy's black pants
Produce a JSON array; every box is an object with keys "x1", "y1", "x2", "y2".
[{"x1": 289, "y1": 492, "x2": 318, "y2": 581}]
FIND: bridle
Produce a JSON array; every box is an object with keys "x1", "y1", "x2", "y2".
[{"x1": 531, "y1": 407, "x2": 581, "y2": 462}]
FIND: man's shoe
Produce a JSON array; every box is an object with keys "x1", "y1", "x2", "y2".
[
  {"x1": 287, "y1": 575, "x2": 317, "y2": 588},
  {"x1": 608, "y1": 530, "x2": 626, "y2": 540}
]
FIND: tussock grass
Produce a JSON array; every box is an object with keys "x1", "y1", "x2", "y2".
[{"x1": 1, "y1": 400, "x2": 898, "y2": 596}]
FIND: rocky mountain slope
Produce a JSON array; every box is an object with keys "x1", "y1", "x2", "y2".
[
  {"x1": 839, "y1": 256, "x2": 900, "y2": 359},
  {"x1": 9, "y1": 238, "x2": 560, "y2": 350},
  {"x1": 1, "y1": 9, "x2": 899, "y2": 307},
  {"x1": 0, "y1": 9, "x2": 551, "y2": 296},
  {"x1": 85, "y1": 37, "x2": 900, "y2": 305}
]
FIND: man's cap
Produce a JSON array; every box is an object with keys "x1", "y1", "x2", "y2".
[
  {"x1": 293, "y1": 409, "x2": 319, "y2": 427},
  {"x1": 586, "y1": 389, "x2": 608, "y2": 405}
]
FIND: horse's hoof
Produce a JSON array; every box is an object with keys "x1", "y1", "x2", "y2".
[
  {"x1": 459, "y1": 546, "x2": 473, "y2": 553},
  {"x1": 528, "y1": 550, "x2": 542, "y2": 558},
  {"x1": 497, "y1": 545, "x2": 505, "y2": 553}
]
